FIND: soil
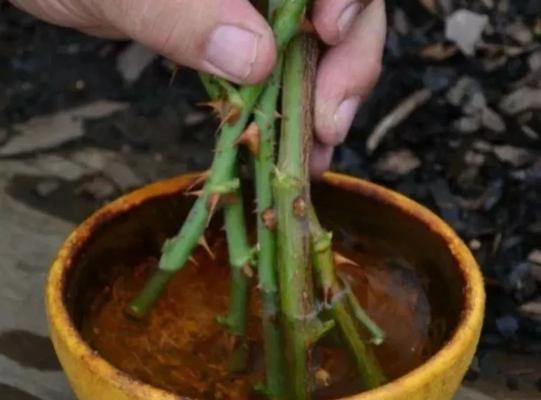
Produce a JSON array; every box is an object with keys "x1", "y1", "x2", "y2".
[{"x1": 80, "y1": 229, "x2": 433, "y2": 399}]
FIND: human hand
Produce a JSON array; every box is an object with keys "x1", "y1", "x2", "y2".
[{"x1": 10, "y1": 0, "x2": 386, "y2": 175}]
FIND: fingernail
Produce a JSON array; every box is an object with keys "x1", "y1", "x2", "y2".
[
  {"x1": 338, "y1": 2, "x2": 362, "y2": 39},
  {"x1": 334, "y1": 96, "x2": 360, "y2": 143},
  {"x1": 205, "y1": 25, "x2": 259, "y2": 82}
]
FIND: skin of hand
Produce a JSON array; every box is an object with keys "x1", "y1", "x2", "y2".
[{"x1": 9, "y1": 0, "x2": 386, "y2": 176}]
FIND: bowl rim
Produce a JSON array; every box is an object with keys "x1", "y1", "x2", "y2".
[{"x1": 45, "y1": 171, "x2": 485, "y2": 399}]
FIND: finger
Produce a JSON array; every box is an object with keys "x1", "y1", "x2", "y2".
[
  {"x1": 80, "y1": 25, "x2": 126, "y2": 39},
  {"x1": 9, "y1": 0, "x2": 126, "y2": 37},
  {"x1": 314, "y1": 0, "x2": 386, "y2": 146},
  {"x1": 312, "y1": 0, "x2": 374, "y2": 45},
  {"x1": 310, "y1": 142, "x2": 334, "y2": 178},
  {"x1": 98, "y1": 0, "x2": 276, "y2": 84}
]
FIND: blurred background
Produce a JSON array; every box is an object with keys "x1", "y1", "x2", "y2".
[{"x1": 0, "y1": 0, "x2": 540, "y2": 399}]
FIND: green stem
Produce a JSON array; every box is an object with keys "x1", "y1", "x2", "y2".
[
  {"x1": 342, "y1": 277, "x2": 385, "y2": 346},
  {"x1": 220, "y1": 172, "x2": 253, "y2": 372},
  {"x1": 308, "y1": 208, "x2": 387, "y2": 390},
  {"x1": 254, "y1": 57, "x2": 287, "y2": 398},
  {"x1": 268, "y1": 0, "x2": 284, "y2": 16},
  {"x1": 199, "y1": 72, "x2": 253, "y2": 373},
  {"x1": 199, "y1": 73, "x2": 244, "y2": 108},
  {"x1": 128, "y1": 0, "x2": 309, "y2": 318},
  {"x1": 199, "y1": 73, "x2": 221, "y2": 99},
  {"x1": 274, "y1": 34, "x2": 322, "y2": 400},
  {"x1": 198, "y1": 73, "x2": 255, "y2": 373}
]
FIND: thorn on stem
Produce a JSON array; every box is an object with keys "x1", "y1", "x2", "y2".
[
  {"x1": 234, "y1": 122, "x2": 260, "y2": 156},
  {"x1": 185, "y1": 171, "x2": 210, "y2": 193},
  {"x1": 189, "y1": 256, "x2": 199, "y2": 266},
  {"x1": 206, "y1": 193, "x2": 221, "y2": 226},
  {"x1": 199, "y1": 100, "x2": 241, "y2": 126},
  {"x1": 185, "y1": 190, "x2": 204, "y2": 198},
  {"x1": 333, "y1": 252, "x2": 360, "y2": 267},
  {"x1": 300, "y1": 18, "x2": 316, "y2": 34},
  {"x1": 198, "y1": 235, "x2": 215, "y2": 259},
  {"x1": 242, "y1": 263, "x2": 254, "y2": 278}
]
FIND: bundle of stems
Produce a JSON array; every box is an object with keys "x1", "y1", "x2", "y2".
[{"x1": 127, "y1": 1, "x2": 387, "y2": 398}]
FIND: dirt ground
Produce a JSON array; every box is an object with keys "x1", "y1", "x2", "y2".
[{"x1": 0, "y1": 0, "x2": 539, "y2": 399}]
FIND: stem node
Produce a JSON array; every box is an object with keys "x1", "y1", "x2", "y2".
[{"x1": 261, "y1": 208, "x2": 277, "y2": 231}]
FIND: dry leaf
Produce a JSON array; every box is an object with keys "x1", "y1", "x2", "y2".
[
  {"x1": 419, "y1": 43, "x2": 458, "y2": 61},
  {"x1": 418, "y1": 0, "x2": 439, "y2": 15}
]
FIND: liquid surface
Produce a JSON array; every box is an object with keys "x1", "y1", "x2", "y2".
[{"x1": 80, "y1": 230, "x2": 435, "y2": 399}]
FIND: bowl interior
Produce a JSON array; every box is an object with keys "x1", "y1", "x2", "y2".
[{"x1": 61, "y1": 176, "x2": 467, "y2": 396}]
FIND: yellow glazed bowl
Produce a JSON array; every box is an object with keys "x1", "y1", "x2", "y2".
[{"x1": 46, "y1": 172, "x2": 485, "y2": 400}]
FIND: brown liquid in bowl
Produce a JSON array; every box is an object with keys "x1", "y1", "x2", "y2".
[{"x1": 67, "y1": 181, "x2": 463, "y2": 399}]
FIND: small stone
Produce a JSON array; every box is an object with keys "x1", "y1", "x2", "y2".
[
  {"x1": 34, "y1": 179, "x2": 60, "y2": 198},
  {"x1": 528, "y1": 249, "x2": 541, "y2": 265},
  {"x1": 454, "y1": 387, "x2": 496, "y2": 400},
  {"x1": 103, "y1": 160, "x2": 143, "y2": 191},
  {"x1": 73, "y1": 79, "x2": 86, "y2": 91},
  {"x1": 469, "y1": 239, "x2": 482, "y2": 250},
  {"x1": 375, "y1": 149, "x2": 421, "y2": 175},
  {"x1": 495, "y1": 315, "x2": 518, "y2": 338},
  {"x1": 33, "y1": 154, "x2": 89, "y2": 181},
  {"x1": 463, "y1": 92, "x2": 487, "y2": 115},
  {"x1": 445, "y1": 10, "x2": 489, "y2": 55},
  {"x1": 522, "y1": 125, "x2": 540, "y2": 140},
  {"x1": 78, "y1": 176, "x2": 116, "y2": 200},
  {"x1": 393, "y1": 8, "x2": 410, "y2": 35},
  {"x1": 528, "y1": 50, "x2": 541, "y2": 71},
  {"x1": 184, "y1": 110, "x2": 208, "y2": 126},
  {"x1": 506, "y1": 20, "x2": 533, "y2": 45},
  {"x1": 447, "y1": 77, "x2": 485, "y2": 110},
  {"x1": 0, "y1": 101, "x2": 128, "y2": 157},
  {"x1": 464, "y1": 151, "x2": 485, "y2": 167},
  {"x1": 518, "y1": 301, "x2": 541, "y2": 322},
  {"x1": 500, "y1": 87, "x2": 541, "y2": 115},
  {"x1": 472, "y1": 140, "x2": 493, "y2": 153},
  {"x1": 493, "y1": 145, "x2": 536, "y2": 167},
  {"x1": 454, "y1": 115, "x2": 481, "y2": 133},
  {"x1": 116, "y1": 43, "x2": 157, "y2": 83},
  {"x1": 70, "y1": 147, "x2": 116, "y2": 171},
  {"x1": 481, "y1": 107, "x2": 506, "y2": 132}
]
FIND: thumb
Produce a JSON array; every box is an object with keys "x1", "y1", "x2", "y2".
[{"x1": 99, "y1": 0, "x2": 276, "y2": 84}]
